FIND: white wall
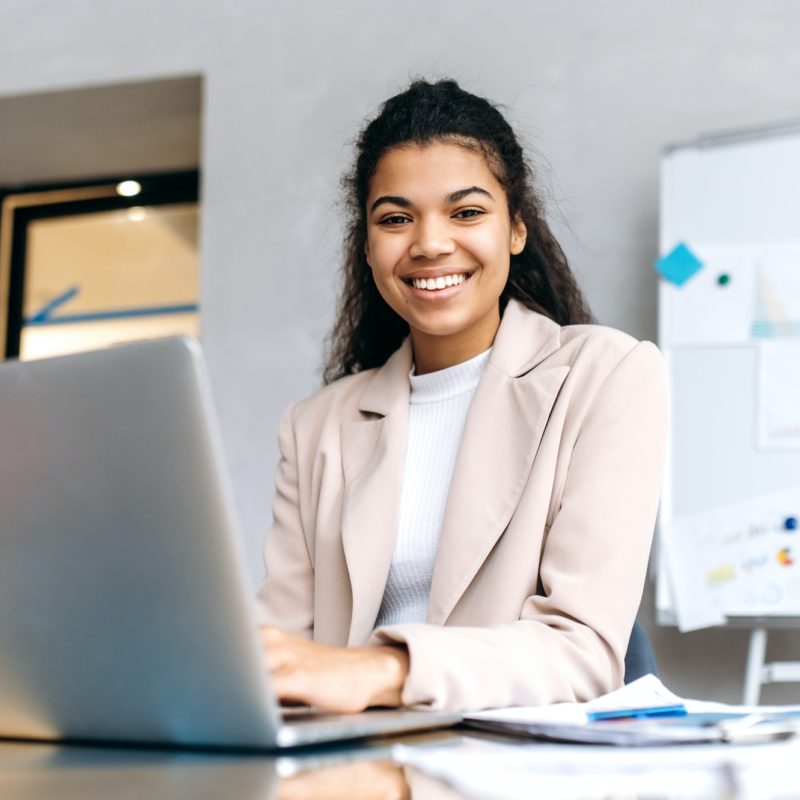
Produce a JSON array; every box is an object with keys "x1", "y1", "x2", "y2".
[{"x1": 3, "y1": 0, "x2": 800, "y2": 703}]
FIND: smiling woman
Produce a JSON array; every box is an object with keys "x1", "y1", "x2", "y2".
[{"x1": 256, "y1": 79, "x2": 669, "y2": 714}]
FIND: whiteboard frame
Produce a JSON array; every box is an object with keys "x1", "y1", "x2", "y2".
[{"x1": 656, "y1": 119, "x2": 800, "y2": 626}]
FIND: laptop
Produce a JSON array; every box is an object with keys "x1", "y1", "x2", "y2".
[{"x1": 0, "y1": 337, "x2": 460, "y2": 749}]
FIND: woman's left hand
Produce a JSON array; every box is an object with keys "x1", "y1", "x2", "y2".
[{"x1": 260, "y1": 625, "x2": 410, "y2": 713}]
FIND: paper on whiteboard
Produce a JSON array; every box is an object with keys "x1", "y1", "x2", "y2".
[
  {"x1": 664, "y1": 245, "x2": 800, "y2": 347},
  {"x1": 664, "y1": 246, "x2": 756, "y2": 346},
  {"x1": 758, "y1": 342, "x2": 800, "y2": 451},
  {"x1": 660, "y1": 520, "x2": 725, "y2": 632},
  {"x1": 664, "y1": 488, "x2": 800, "y2": 631},
  {"x1": 752, "y1": 251, "x2": 800, "y2": 339}
]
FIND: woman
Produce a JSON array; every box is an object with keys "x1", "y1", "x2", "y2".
[{"x1": 256, "y1": 79, "x2": 668, "y2": 714}]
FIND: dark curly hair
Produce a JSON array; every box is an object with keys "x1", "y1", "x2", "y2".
[{"x1": 323, "y1": 79, "x2": 593, "y2": 384}]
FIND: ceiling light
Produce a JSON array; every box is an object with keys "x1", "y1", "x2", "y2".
[{"x1": 116, "y1": 180, "x2": 142, "y2": 197}]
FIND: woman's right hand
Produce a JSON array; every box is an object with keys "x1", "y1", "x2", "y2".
[{"x1": 260, "y1": 625, "x2": 409, "y2": 713}]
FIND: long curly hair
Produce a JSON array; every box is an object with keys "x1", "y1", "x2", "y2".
[{"x1": 323, "y1": 79, "x2": 593, "y2": 384}]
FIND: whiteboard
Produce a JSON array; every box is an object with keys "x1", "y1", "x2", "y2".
[{"x1": 657, "y1": 122, "x2": 800, "y2": 630}]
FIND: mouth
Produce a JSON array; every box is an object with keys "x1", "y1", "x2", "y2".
[{"x1": 402, "y1": 271, "x2": 473, "y2": 292}]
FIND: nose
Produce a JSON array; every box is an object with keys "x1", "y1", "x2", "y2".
[{"x1": 408, "y1": 216, "x2": 456, "y2": 260}]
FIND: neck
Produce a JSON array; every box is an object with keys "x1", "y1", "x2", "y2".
[{"x1": 411, "y1": 305, "x2": 500, "y2": 375}]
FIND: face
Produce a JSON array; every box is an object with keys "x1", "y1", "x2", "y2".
[{"x1": 364, "y1": 142, "x2": 526, "y2": 366}]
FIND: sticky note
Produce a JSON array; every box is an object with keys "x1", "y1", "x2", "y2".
[{"x1": 654, "y1": 242, "x2": 704, "y2": 286}]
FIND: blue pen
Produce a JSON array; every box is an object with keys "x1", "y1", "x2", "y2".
[{"x1": 587, "y1": 704, "x2": 687, "y2": 722}]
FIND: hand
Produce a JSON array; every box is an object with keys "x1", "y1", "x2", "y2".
[{"x1": 260, "y1": 625, "x2": 410, "y2": 713}]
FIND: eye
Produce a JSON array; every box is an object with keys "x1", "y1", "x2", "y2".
[
  {"x1": 453, "y1": 207, "x2": 484, "y2": 220},
  {"x1": 378, "y1": 213, "x2": 412, "y2": 226}
]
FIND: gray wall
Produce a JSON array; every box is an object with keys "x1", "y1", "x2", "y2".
[{"x1": 3, "y1": 0, "x2": 800, "y2": 704}]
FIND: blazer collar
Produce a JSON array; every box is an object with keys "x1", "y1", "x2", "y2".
[
  {"x1": 342, "y1": 300, "x2": 567, "y2": 643},
  {"x1": 357, "y1": 337, "x2": 414, "y2": 417},
  {"x1": 489, "y1": 298, "x2": 563, "y2": 378}
]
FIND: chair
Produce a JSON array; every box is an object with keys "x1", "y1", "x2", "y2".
[{"x1": 623, "y1": 620, "x2": 658, "y2": 683}]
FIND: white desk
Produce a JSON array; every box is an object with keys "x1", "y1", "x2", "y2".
[{"x1": 2, "y1": 729, "x2": 799, "y2": 800}]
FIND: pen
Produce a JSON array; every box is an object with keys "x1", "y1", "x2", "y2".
[{"x1": 587, "y1": 704, "x2": 687, "y2": 722}]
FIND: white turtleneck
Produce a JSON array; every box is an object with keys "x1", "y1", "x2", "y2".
[{"x1": 374, "y1": 348, "x2": 491, "y2": 628}]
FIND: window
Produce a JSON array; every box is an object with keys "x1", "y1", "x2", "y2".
[{"x1": 1, "y1": 171, "x2": 199, "y2": 360}]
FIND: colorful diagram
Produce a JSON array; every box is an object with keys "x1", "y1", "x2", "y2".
[
  {"x1": 752, "y1": 258, "x2": 800, "y2": 339},
  {"x1": 666, "y1": 490, "x2": 800, "y2": 630}
]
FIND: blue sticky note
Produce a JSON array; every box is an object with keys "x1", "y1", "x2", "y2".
[{"x1": 654, "y1": 243, "x2": 704, "y2": 286}]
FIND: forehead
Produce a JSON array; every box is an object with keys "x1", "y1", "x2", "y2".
[{"x1": 368, "y1": 142, "x2": 505, "y2": 202}]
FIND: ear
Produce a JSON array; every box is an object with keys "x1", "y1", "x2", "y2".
[
  {"x1": 364, "y1": 240, "x2": 373, "y2": 269},
  {"x1": 510, "y1": 217, "x2": 527, "y2": 255}
]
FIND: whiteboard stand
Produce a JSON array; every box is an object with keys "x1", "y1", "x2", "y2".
[
  {"x1": 744, "y1": 628, "x2": 767, "y2": 705},
  {"x1": 744, "y1": 626, "x2": 800, "y2": 705}
]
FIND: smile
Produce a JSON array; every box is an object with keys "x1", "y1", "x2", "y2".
[{"x1": 405, "y1": 272, "x2": 471, "y2": 291}]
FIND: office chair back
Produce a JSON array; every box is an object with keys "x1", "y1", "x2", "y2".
[{"x1": 624, "y1": 621, "x2": 658, "y2": 683}]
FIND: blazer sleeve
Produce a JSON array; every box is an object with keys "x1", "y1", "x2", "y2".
[
  {"x1": 369, "y1": 341, "x2": 669, "y2": 711},
  {"x1": 254, "y1": 403, "x2": 315, "y2": 637}
]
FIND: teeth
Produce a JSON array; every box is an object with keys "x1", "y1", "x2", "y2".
[{"x1": 411, "y1": 273, "x2": 467, "y2": 291}]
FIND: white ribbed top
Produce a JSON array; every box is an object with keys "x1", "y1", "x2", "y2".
[{"x1": 374, "y1": 348, "x2": 491, "y2": 628}]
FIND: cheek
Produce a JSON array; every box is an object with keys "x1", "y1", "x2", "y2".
[
  {"x1": 472, "y1": 228, "x2": 513, "y2": 271},
  {"x1": 366, "y1": 239, "x2": 401, "y2": 279}
]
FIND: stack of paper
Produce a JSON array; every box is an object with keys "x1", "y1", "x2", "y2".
[
  {"x1": 395, "y1": 737, "x2": 800, "y2": 800},
  {"x1": 393, "y1": 675, "x2": 800, "y2": 799},
  {"x1": 462, "y1": 675, "x2": 800, "y2": 746}
]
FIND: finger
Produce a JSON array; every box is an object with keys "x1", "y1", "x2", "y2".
[
  {"x1": 260, "y1": 627, "x2": 294, "y2": 671},
  {"x1": 259, "y1": 625, "x2": 287, "y2": 646},
  {"x1": 271, "y1": 670, "x2": 312, "y2": 706},
  {"x1": 264, "y1": 651, "x2": 289, "y2": 673}
]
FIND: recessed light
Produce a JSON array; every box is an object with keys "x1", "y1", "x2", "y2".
[{"x1": 116, "y1": 180, "x2": 142, "y2": 197}]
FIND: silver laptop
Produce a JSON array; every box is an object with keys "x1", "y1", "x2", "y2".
[{"x1": 0, "y1": 337, "x2": 459, "y2": 749}]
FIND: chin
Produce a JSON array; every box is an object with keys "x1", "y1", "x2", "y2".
[{"x1": 409, "y1": 309, "x2": 476, "y2": 338}]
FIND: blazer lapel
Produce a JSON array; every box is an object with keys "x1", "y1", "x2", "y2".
[
  {"x1": 427, "y1": 302, "x2": 570, "y2": 624},
  {"x1": 341, "y1": 340, "x2": 412, "y2": 645}
]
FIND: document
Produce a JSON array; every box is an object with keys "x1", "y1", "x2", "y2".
[
  {"x1": 460, "y1": 675, "x2": 800, "y2": 746},
  {"x1": 663, "y1": 488, "x2": 800, "y2": 630},
  {"x1": 664, "y1": 245, "x2": 755, "y2": 347},
  {"x1": 663, "y1": 244, "x2": 800, "y2": 348},
  {"x1": 758, "y1": 342, "x2": 800, "y2": 451},
  {"x1": 465, "y1": 674, "x2": 681, "y2": 728},
  {"x1": 753, "y1": 251, "x2": 800, "y2": 340},
  {"x1": 394, "y1": 677, "x2": 800, "y2": 799},
  {"x1": 394, "y1": 736, "x2": 800, "y2": 800}
]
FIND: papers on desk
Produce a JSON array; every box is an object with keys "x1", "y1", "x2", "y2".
[
  {"x1": 394, "y1": 676, "x2": 800, "y2": 800},
  {"x1": 395, "y1": 737, "x2": 800, "y2": 800},
  {"x1": 461, "y1": 675, "x2": 800, "y2": 746}
]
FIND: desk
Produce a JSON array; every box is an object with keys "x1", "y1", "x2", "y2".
[
  {"x1": 0, "y1": 731, "x2": 464, "y2": 800},
  {"x1": 2, "y1": 729, "x2": 799, "y2": 799}
]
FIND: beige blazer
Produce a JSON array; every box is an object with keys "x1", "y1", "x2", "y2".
[{"x1": 256, "y1": 300, "x2": 669, "y2": 712}]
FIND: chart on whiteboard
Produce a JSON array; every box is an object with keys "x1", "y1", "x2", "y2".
[
  {"x1": 752, "y1": 252, "x2": 800, "y2": 339},
  {"x1": 663, "y1": 488, "x2": 800, "y2": 631},
  {"x1": 663, "y1": 244, "x2": 800, "y2": 347}
]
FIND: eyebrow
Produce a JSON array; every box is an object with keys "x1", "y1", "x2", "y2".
[
  {"x1": 369, "y1": 195, "x2": 411, "y2": 213},
  {"x1": 446, "y1": 186, "x2": 494, "y2": 203},
  {"x1": 369, "y1": 186, "x2": 494, "y2": 214}
]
